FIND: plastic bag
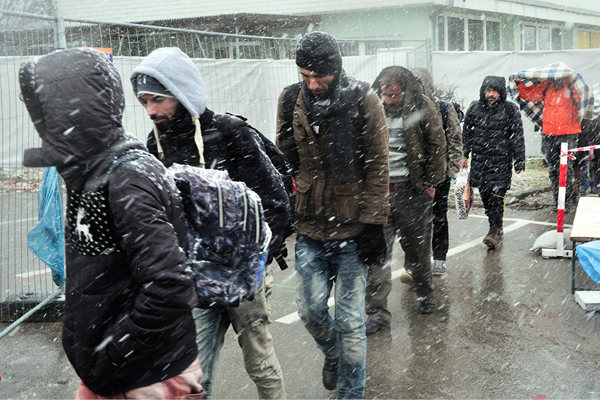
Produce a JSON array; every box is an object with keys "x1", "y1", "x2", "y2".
[
  {"x1": 27, "y1": 167, "x2": 65, "y2": 286},
  {"x1": 454, "y1": 168, "x2": 473, "y2": 219},
  {"x1": 576, "y1": 240, "x2": 600, "y2": 284}
]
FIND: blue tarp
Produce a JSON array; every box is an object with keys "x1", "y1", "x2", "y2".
[
  {"x1": 27, "y1": 167, "x2": 65, "y2": 286},
  {"x1": 576, "y1": 240, "x2": 600, "y2": 284}
]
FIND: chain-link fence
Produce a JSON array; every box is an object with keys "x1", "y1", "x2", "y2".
[{"x1": 0, "y1": 8, "x2": 430, "y2": 338}]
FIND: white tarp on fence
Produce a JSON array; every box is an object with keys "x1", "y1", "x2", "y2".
[{"x1": 4, "y1": 49, "x2": 600, "y2": 167}]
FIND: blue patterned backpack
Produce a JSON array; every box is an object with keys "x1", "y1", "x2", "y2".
[{"x1": 169, "y1": 164, "x2": 271, "y2": 309}]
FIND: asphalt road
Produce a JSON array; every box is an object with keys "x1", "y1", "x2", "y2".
[{"x1": 1, "y1": 197, "x2": 600, "y2": 399}]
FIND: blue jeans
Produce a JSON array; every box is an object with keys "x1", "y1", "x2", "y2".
[
  {"x1": 193, "y1": 276, "x2": 285, "y2": 399},
  {"x1": 295, "y1": 234, "x2": 367, "y2": 399}
]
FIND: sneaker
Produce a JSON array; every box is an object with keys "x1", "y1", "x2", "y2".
[
  {"x1": 432, "y1": 260, "x2": 446, "y2": 276},
  {"x1": 419, "y1": 295, "x2": 436, "y2": 314},
  {"x1": 400, "y1": 269, "x2": 413, "y2": 284},
  {"x1": 322, "y1": 356, "x2": 339, "y2": 390},
  {"x1": 483, "y1": 228, "x2": 503, "y2": 249},
  {"x1": 365, "y1": 319, "x2": 389, "y2": 336}
]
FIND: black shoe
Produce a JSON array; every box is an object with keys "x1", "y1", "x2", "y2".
[
  {"x1": 419, "y1": 295, "x2": 436, "y2": 314},
  {"x1": 322, "y1": 356, "x2": 339, "y2": 390},
  {"x1": 365, "y1": 319, "x2": 389, "y2": 335}
]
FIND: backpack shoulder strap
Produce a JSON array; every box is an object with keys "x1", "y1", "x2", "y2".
[
  {"x1": 99, "y1": 150, "x2": 148, "y2": 188},
  {"x1": 282, "y1": 82, "x2": 302, "y2": 128},
  {"x1": 438, "y1": 100, "x2": 449, "y2": 131},
  {"x1": 211, "y1": 112, "x2": 248, "y2": 134}
]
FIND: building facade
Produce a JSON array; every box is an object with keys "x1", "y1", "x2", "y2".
[{"x1": 53, "y1": 0, "x2": 600, "y2": 51}]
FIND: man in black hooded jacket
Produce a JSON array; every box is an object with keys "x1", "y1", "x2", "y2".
[
  {"x1": 19, "y1": 48, "x2": 202, "y2": 399},
  {"x1": 462, "y1": 76, "x2": 526, "y2": 249},
  {"x1": 131, "y1": 47, "x2": 288, "y2": 399}
]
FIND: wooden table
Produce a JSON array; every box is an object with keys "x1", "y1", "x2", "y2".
[{"x1": 570, "y1": 197, "x2": 600, "y2": 310}]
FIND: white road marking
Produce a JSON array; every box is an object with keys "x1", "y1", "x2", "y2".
[
  {"x1": 1, "y1": 217, "x2": 37, "y2": 226},
  {"x1": 16, "y1": 268, "x2": 50, "y2": 278},
  {"x1": 275, "y1": 218, "x2": 536, "y2": 324}
]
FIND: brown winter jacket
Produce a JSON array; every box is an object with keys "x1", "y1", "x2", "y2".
[
  {"x1": 411, "y1": 67, "x2": 462, "y2": 179},
  {"x1": 276, "y1": 80, "x2": 390, "y2": 242},
  {"x1": 372, "y1": 66, "x2": 447, "y2": 191}
]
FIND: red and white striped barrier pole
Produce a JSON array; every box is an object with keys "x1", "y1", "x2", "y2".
[{"x1": 542, "y1": 142, "x2": 599, "y2": 258}]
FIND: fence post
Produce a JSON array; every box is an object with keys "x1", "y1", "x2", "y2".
[
  {"x1": 54, "y1": 10, "x2": 66, "y2": 50},
  {"x1": 426, "y1": 37, "x2": 433, "y2": 73},
  {"x1": 542, "y1": 141, "x2": 573, "y2": 258}
]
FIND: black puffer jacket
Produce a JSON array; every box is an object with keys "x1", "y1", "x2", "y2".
[
  {"x1": 463, "y1": 76, "x2": 526, "y2": 190},
  {"x1": 146, "y1": 109, "x2": 290, "y2": 248},
  {"x1": 20, "y1": 48, "x2": 198, "y2": 395}
]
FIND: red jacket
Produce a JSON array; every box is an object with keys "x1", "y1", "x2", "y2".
[{"x1": 517, "y1": 80, "x2": 581, "y2": 136}]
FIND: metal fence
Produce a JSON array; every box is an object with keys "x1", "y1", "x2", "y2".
[{"x1": 0, "y1": 8, "x2": 430, "y2": 337}]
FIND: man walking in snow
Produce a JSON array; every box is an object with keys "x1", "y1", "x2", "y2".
[
  {"x1": 131, "y1": 47, "x2": 288, "y2": 399},
  {"x1": 462, "y1": 76, "x2": 525, "y2": 249},
  {"x1": 20, "y1": 47, "x2": 203, "y2": 399},
  {"x1": 366, "y1": 66, "x2": 447, "y2": 336},
  {"x1": 276, "y1": 32, "x2": 389, "y2": 399}
]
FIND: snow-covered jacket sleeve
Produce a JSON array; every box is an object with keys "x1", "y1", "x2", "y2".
[
  {"x1": 359, "y1": 89, "x2": 390, "y2": 226},
  {"x1": 443, "y1": 103, "x2": 463, "y2": 179},
  {"x1": 462, "y1": 101, "x2": 478, "y2": 159},
  {"x1": 228, "y1": 125, "x2": 290, "y2": 241},
  {"x1": 419, "y1": 95, "x2": 447, "y2": 186},
  {"x1": 103, "y1": 162, "x2": 197, "y2": 367}
]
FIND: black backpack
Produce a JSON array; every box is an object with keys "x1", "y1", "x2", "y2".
[
  {"x1": 211, "y1": 112, "x2": 295, "y2": 270},
  {"x1": 439, "y1": 100, "x2": 464, "y2": 130}
]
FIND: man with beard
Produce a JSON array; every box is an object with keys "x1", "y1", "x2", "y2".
[
  {"x1": 366, "y1": 66, "x2": 447, "y2": 335},
  {"x1": 462, "y1": 76, "x2": 525, "y2": 249},
  {"x1": 131, "y1": 47, "x2": 288, "y2": 399},
  {"x1": 276, "y1": 32, "x2": 389, "y2": 399}
]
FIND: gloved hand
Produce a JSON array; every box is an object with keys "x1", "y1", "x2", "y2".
[{"x1": 355, "y1": 224, "x2": 387, "y2": 267}]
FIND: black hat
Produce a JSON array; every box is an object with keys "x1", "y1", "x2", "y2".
[
  {"x1": 295, "y1": 32, "x2": 343, "y2": 76},
  {"x1": 136, "y1": 74, "x2": 174, "y2": 98}
]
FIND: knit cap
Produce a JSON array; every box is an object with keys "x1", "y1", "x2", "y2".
[
  {"x1": 295, "y1": 32, "x2": 343, "y2": 75},
  {"x1": 136, "y1": 74, "x2": 174, "y2": 98}
]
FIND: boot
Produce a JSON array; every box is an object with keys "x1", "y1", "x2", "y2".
[{"x1": 483, "y1": 228, "x2": 503, "y2": 249}]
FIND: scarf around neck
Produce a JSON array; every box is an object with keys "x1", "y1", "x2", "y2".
[{"x1": 302, "y1": 70, "x2": 370, "y2": 182}]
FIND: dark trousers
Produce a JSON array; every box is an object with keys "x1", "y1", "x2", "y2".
[
  {"x1": 478, "y1": 186, "x2": 507, "y2": 231},
  {"x1": 432, "y1": 178, "x2": 451, "y2": 261},
  {"x1": 366, "y1": 184, "x2": 434, "y2": 324},
  {"x1": 543, "y1": 134, "x2": 578, "y2": 208}
]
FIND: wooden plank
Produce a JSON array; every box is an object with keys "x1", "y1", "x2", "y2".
[{"x1": 570, "y1": 197, "x2": 600, "y2": 242}]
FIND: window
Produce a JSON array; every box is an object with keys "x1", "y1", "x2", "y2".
[
  {"x1": 438, "y1": 15, "x2": 501, "y2": 51},
  {"x1": 552, "y1": 28, "x2": 562, "y2": 50},
  {"x1": 437, "y1": 15, "x2": 445, "y2": 51},
  {"x1": 522, "y1": 24, "x2": 559, "y2": 50},
  {"x1": 523, "y1": 25, "x2": 536, "y2": 50},
  {"x1": 486, "y1": 21, "x2": 501, "y2": 51},
  {"x1": 468, "y1": 19, "x2": 484, "y2": 51},
  {"x1": 578, "y1": 30, "x2": 600, "y2": 49},
  {"x1": 539, "y1": 27, "x2": 550, "y2": 50},
  {"x1": 448, "y1": 17, "x2": 465, "y2": 51}
]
